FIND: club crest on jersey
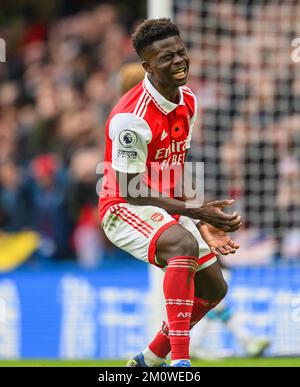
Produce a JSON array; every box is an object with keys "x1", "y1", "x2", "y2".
[
  {"x1": 151, "y1": 213, "x2": 164, "y2": 222},
  {"x1": 119, "y1": 130, "x2": 137, "y2": 148}
]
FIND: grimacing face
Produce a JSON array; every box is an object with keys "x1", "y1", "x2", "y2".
[{"x1": 142, "y1": 35, "x2": 190, "y2": 88}]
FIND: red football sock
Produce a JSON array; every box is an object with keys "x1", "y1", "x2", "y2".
[
  {"x1": 147, "y1": 298, "x2": 222, "y2": 359},
  {"x1": 163, "y1": 255, "x2": 198, "y2": 361},
  {"x1": 148, "y1": 321, "x2": 170, "y2": 358}
]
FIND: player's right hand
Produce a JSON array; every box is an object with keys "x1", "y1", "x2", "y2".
[{"x1": 196, "y1": 199, "x2": 242, "y2": 232}]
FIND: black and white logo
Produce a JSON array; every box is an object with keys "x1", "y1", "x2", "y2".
[
  {"x1": 117, "y1": 150, "x2": 137, "y2": 159},
  {"x1": 119, "y1": 130, "x2": 137, "y2": 148}
]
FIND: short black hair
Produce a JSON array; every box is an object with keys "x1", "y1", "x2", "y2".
[{"x1": 132, "y1": 18, "x2": 181, "y2": 58}]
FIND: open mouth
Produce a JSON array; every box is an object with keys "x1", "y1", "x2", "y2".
[{"x1": 172, "y1": 67, "x2": 187, "y2": 80}]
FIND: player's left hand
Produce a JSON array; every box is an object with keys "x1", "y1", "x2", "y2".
[{"x1": 197, "y1": 222, "x2": 239, "y2": 255}]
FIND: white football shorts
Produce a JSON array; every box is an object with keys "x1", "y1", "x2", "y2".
[{"x1": 102, "y1": 203, "x2": 217, "y2": 271}]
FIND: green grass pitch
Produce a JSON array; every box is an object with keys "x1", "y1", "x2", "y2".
[{"x1": 0, "y1": 358, "x2": 299, "y2": 367}]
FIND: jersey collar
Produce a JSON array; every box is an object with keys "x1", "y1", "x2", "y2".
[{"x1": 143, "y1": 74, "x2": 184, "y2": 115}]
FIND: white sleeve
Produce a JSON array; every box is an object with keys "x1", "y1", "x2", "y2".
[
  {"x1": 186, "y1": 94, "x2": 198, "y2": 150},
  {"x1": 109, "y1": 113, "x2": 152, "y2": 173}
]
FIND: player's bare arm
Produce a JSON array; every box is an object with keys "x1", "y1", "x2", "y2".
[{"x1": 117, "y1": 171, "x2": 242, "y2": 232}]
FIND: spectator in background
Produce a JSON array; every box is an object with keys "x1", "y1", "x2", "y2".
[
  {"x1": 275, "y1": 115, "x2": 300, "y2": 260},
  {"x1": 68, "y1": 147, "x2": 103, "y2": 267},
  {"x1": 0, "y1": 161, "x2": 40, "y2": 271},
  {"x1": 26, "y1": 154, "x2": 71, "y2": 260},
  {"x1": 117, "y1": 62, "x2": 145, "y2": 95},
  {"x1": 0, "y1": 3, "x2": 138, "y2": 265},
  {"x1": 0, "y1": 161, "x2": 28, "y2": 231}
]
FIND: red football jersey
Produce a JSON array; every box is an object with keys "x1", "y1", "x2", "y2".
[{"x1": 98, "y1": 74, "x2": 197, "y2": 220}]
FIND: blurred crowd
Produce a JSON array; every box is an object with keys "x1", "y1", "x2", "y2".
[
  {"x1": 0, "y1": 2, "x2": 142, "y2": 266},
  {"x1": 0, "y1": 0, "x2": 300, "y2": 267},
  {"x1": 176, "y1": 0, "x2": 300, "y2": 261}
]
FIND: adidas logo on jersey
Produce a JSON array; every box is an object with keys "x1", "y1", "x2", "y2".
[{"x1": 160, "y1": 130, "x2": 168, "y2": 141}]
